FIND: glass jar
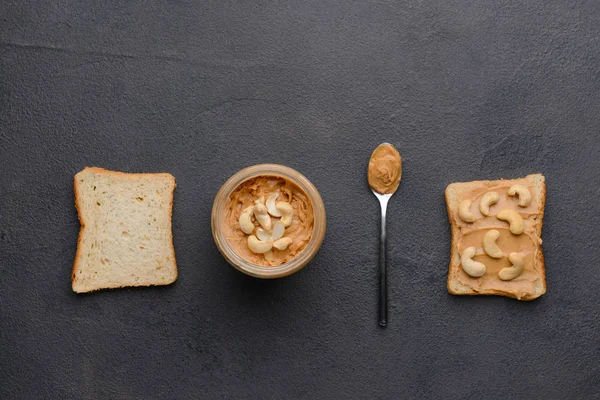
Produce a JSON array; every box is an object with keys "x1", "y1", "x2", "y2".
[{"x1": 211, "y1": 164, "x2": 326, "y2": 278}]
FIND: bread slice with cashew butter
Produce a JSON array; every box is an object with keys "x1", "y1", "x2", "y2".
[
  {"x1": 445, "y1": 174, "x2": 546, "y2": 301},
  {"x1": 72, "y1": 167, "x2": 177, "y2": 293}
]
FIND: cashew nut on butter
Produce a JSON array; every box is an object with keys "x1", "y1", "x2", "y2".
[
  {"x1": 498, "y1": 252, "x2": 525, "y2": 281},
  {"x1": 458, "y1": 200, "x2": 477, "y2": 223},
  {"x1": 482, "y1": 229, "x2": 503, "y2": 258},
  {"x1": 460, "y1": 247, "x2": 486, "y2": 277},
  {"x1": 256, "y1": 222, "x2": 285, "y2": 242},
  {"x1": 496, "y1": 209, "x2": 524, "y2": 235},
  {"x1": 272, "y1": 222, "x2": 285, "y2": 241},
  {"x1": 276, "y1": 202, "x2": 294, "y2": 227},
  {"x1": 238, "y1": 206, "x2": 255, "y2": 235},
  {"x1": 266, "y1": 192, "x2": 282, "y2": 217},
  {"x1": 253, "y1": 198, "x2": 272, "y2": 231},
  {"x1": 247, "y1": 235, "x2": 273, "y2": 254},
  {"x1": 264, "y1": 250, "x2": 275, "y2": 262},
  {"x1": 479, "y1": 191, "x2": 499, "y2": 216},
  {"x1": 256, "y1": 228, "x2": 271, "y2": 242},
  {"x1": 273, "y1": 237, "x2": 293, "y2": 251},
  {"x1": 508, "y1": 185, "x2": 532, "y2": 207},
  {"x1": 239, "y1": 193, "x2": 296, "y2": 260}
]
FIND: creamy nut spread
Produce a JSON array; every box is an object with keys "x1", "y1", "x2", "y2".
[
  {"x1": 223, "y1": 176, "x2": 314, "y2": 266},
  {"x1": 368, "y1": 143, "x2": 402, "y2": 194},
  {"x1": 450, "y1": 182, "x2": 543, "y2": 299}
]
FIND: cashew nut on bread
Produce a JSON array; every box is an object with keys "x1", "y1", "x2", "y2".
[
  {"x1": 460, "y1": 247, "x2": 487, "y2": 277},
  {"x1": 508, "y1": 185, "x2": 532, "y2": 207},
  {"x1": 482, "y1": 229, "x2": 503, "y2": 258},
  {"x1": 496, "y1": 209, "x2": 524, "y2": 235},
  {"x1": 498, "y1": 252, "x2": 525, "y2": 281},
  {"x1": 458, "y1": 200, "x2": 477, "y2": 222},
  {"x1": 479, "y1": 191, "x2": 499, "y2": 216}
]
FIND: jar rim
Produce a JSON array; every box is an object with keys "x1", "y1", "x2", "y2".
[{"x1": 211, "y1": 164, "x2": 326, "y2": 278}]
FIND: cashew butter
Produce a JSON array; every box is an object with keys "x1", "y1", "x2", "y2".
[
  {"x1": 450, "y1": 183, "x2": 543, "y2": 299},
  {"x1": 222, "y1": 176, "x2": 314, "y2": 266},
  {"x1": 368, "y1": 143, "x2": 402, "y2": 194}
]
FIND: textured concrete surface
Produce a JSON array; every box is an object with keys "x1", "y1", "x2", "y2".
[{"x1": 1, "y1": 1, "x2": 600, "y2": 399}]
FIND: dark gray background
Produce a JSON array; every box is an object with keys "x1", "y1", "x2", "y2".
[{"x1": 1, "y1": 1, "x2": 599, "y2": 399}]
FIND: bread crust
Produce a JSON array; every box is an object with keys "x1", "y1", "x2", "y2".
[
  {"x1": 72, "y1": 171, "x2": 86, "y2": 285},
  {"x1": 72, "y1": 167, "x2": 177, "y2": 293},
  {"x1": 445, "y1": 174, "x2": 546, "y2": 301}
]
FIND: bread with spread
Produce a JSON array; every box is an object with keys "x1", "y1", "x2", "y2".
[
  {"x1": 445, "y1": 174, "x2": 546, "y2": 300},
  {"x1": 72, "y1": 167, "x2": 177, "y2": 293}
]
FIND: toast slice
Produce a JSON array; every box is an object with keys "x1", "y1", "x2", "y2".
[
  {"x1": 72, "y1": 167, "x2": 177, "y2": 293},
  {"x1": 445, "y1": 174, "x2": 546, "y2": 300}
]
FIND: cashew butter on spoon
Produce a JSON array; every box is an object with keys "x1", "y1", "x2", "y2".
[{"x1": 368, "y1": 143, "x2": 402, "y2": 327}]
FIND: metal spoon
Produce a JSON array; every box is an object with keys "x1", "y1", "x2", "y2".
[{"x1": 368, "y1": 143, "x2": 402, "y2": 327}]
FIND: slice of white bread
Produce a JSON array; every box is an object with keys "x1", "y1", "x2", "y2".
[
  {"x1": 445, "y1": 174, "x2": 546, "y2": 301},
  {"x1": 72, "y1": 167, "x2": 177, "y2": 293}
]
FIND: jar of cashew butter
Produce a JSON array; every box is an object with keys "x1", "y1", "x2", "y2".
[{"x1": 212, "y1": 164, "x2": 326, "y2": 278}]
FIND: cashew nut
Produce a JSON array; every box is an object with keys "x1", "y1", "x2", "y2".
[
  {"x1": 272, "y1": 222, "x2": 285, "y2": 240},
  {"x1": 276, "y1": 202, "x2": 294, "y2": 227},
  {"x1": 458, "y1": 200, "x2": 477, "y2": 223},
  {"x1": 273, "y1": 237, "x2": 293, "y2": 251},
  {"x1": 266, "y1": 192, "x2": 282, "y2": 217},
  {"x1": 253, "y1": 198, "x2": 272, "y2": 231},
  {"x1": 247, "y1": 235, "x2": 273, "y2": 254},
  {"x1": 238, "y1": 206, "x2": 255, "y2": 235},
  {"x1": 460, "y1": 247, "x2": 486, "y2": 277},
  {"x1": 479, "y1": 191, "x2": 499, "y2": 216},
  {"x1": 256, "y1": 228, "x2": 271, "y2": 242},
  {"x1": 264, "y1": 250, "x2": 275, "y2": 262},
  {"x1": 508, "y1": 185, "x2": 532, "y2": 207},
  {"x1": 499, "y1": 252, "x2": 525, "y2": 281},
  {"x1": 482, "y1": 229, "x2": 503, "y2": 258},
  {"x1": 496, "y1": 209, "x2": 524, "y2": 235},
  {"x1": 257, "y1": 222, "x2": 285, "y2": 242}
]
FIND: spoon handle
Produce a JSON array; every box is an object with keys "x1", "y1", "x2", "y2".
[{"x1": 378, "y1": 199, "x2": 389, "y2": 327}]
